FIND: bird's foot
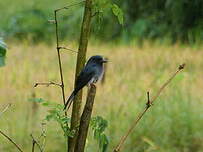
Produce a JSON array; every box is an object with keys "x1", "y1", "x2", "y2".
[{"x1": 90, "y1": 83, "x2": 96, "y2": 87}]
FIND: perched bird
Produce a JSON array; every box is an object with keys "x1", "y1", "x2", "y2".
[{"x1": 64, "y1": 55, "x2": 107, "y2": 110}]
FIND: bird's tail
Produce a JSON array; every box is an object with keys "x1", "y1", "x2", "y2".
[{"x1": 64, "y1": 90, "x2": 77, "y2": 110}]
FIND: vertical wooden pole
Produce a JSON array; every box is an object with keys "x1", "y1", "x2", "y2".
[
  {"x1": 68, "y1": 0, "x2": 92, "y2": 151},
  {"x1": 74, "y1": 85, "x2": 96, "y2": 152}
]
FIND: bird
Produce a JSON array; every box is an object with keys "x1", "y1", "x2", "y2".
[{"x1": 64, "y1": 55, "x2": 108, "y2": 110}]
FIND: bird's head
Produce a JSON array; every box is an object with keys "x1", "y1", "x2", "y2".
[{"x1": 88, "y1": 55, "x2": 108, "y2": 64}]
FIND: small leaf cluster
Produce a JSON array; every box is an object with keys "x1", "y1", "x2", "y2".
[
  {"x1": 90, "y1": 116, "x2": 109, "y2": 152},
  {"x1": 28, "y1": 98, "x2": 110, "y2": 151},
  {"x1": 28, "y1": 97, "x2": 44, "y2": 103},
  {"x1": 111, "y1": 4, "x2": 123, "y2": 25},
  {"x1": 28, "y1": 98, "x2": 74, "y2": 137},
  {"x1": 92, "y1": 0, "x2": 124, "y2": 25}
]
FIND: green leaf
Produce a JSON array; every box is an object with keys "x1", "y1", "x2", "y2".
[
  {"x1": 32, "y1": 97, "x2": 72, "y2": 137},
  {"x1": 90, "y1": 116, "x2": 109, "y2": 152},
  {"x1": 91, "y1": 116, "x2": 108, "y2": 133},
  {"x1": 42, "y1": 102, "x2": 50, "y2": 106},
  {"x1": 99, "y1": 134, "x2": 109, "y2": 152},
  {"x1": 28, "y1": 97, "x2": 45, "y2": 103},
  {"x1": 0, "y1": 38, "x2": 7, "y2": 67},
  {"x1": 43, "y1": 103, "x2": 72, "y2": 137},
  {"x1": 111, "y1": 4, "x2": 124, "y2": 25},
  {"x1": 42, "y1": 101, "x2": 56, "y2": 107},
  {"x1": 45, "y1": 114, "x2": 54, "y2": 121}
]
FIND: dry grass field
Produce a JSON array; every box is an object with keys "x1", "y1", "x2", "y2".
[{"x1": 0, "y1": 42, "x2": 202, "y2": 151}]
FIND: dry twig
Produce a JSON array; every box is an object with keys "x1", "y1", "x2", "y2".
[
  {"x1": 34, "y1": 81, "x2": 61, "y2": 88},
  {"x1": 113, "y1": 64, "x2": 186, "y2": 152},
  {"x1": 55, "y1": 1, "x2": 85, "y2": 12},
  {"x1": 31, "y1": 134, "x2": 43, "y2": 152},
  {"x1": 0, "y1": 103, "x2": 23, "y2": 152},
  {"x1": 0, "y1": 103, "x2": 11, "y2": 118},
  {"x1": 58, "y1": 47, "x2": 78, "y2": 53},
  {"x1": 38, "y1": 123, "x2": 47, "y2": 151},
  {"x1": 0, "y1": 130, "x2": 24, "y2": 152},
  {"x1": 54, "y1": 9, "x2": 66, "y2": 106}
]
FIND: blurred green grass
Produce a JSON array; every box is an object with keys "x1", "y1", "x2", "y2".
[{"x1": 0, "y1": 42, "x2": 202, "y2": 151}]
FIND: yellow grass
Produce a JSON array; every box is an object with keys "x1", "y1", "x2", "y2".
[{"x1": 0, "y1": 42, "x2": 202, "y2": 151}]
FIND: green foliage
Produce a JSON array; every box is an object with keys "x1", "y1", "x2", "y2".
[
  {"x1": 28, "y1": 97, "x2": 109, "y2": 150},
  {"x1": 121, "y1": 0, "x2": 203, "y2": 44},
  {"x1": 90, "y1": 116, "x2": 109, "y2": 152},
  {"x1": 28, "y1": 97, "x2": 45, "y2": 103},
  {"x1": 111, "y1": 4, "x2": 123, "y2": 25},
  {"x1": 7, "y1": 9, "x2": 53, "y2": 43},
  {"x1": 0, "y1": 38, "x2": 7, "y2": 67},
  {"x1": 0, "y1": 0, "x2": 83, "y2": 43},
  {"x1": 0, "y1": 0, "x2": 202, "y2": 43},
  {"x1": 28, "y1": 98, "x2": 74, "y2": 137},
  {"x1": 42, "y1": 101, "x2": 75, "y2": 137},
  {"x1": 92, "y1": 0, "x2": 110, "y2": 14},
  {"x1": 92, "y1": 0, "x2": 124, "y2": 25},
  {"x1": 1, "y1": 44, "x2": 203, "y2": 151}
]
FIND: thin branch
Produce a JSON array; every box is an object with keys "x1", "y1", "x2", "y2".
[
  {"x1": 55, "y1": 1, "x2": 85, "y2": 12},
  {"x1": 38, "y1": 122, "x2": 47, "y2": 152},
  {"x1": 30, "y1": 134, "x2": 43, "y2": 152},
  {"x1": 31, "y1": 137, "x2": 36, "y2": 152},
  {"x1": 54, "y1": 10, "x2": 66, "y2": 106},
  {"x1": 0, "y1": 130, "x2": 24, "y2": 152},
  {"x1": 0, "y1": 104, "x2": 23, "y2": 152},
  {"x1": 91, "y1": 11, "x2": 100, "y2": 17},
  {"x1": 58, "y1": 47, "x2": 78, "y2": 53},
  {"x1": 150, "y1": 63, "x2": 185, "y2": 104},
  {"x1": 54, "y1": 4, "x2": 70, "y2": 152},
  {"x1": 48, "y1": 1, "x2": 85, "y2": 25},
  {"x1": 34, "y1": 81, "x2": 61, "y2": 88},
  {"x1": 113, "y1": 63, "x2": 186, "y2": 152},
  {"x1": 0, "y1": 103, "x2": 11, "y2": 118},
  {"x1": 146, "y1": 91, "x2": 151, "y2": 108}
]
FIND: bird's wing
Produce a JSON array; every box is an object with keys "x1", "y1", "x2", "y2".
[{"x1": 75, "y1": 65, "x2": 96, "y2": 91}]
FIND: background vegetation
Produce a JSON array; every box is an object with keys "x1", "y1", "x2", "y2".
[
  {"x1": 0, "y1": 0, "x2": 203, "y2": 151},
  {"x1": 0, "y1": 43, "x2": 203, "y2": 151},
  {"x1": 0, "y1": 0, "x2": 202, "y2": 44}
]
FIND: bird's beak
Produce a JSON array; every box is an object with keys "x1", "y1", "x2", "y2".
[
  {"x1": 102, "y1": 59, "x2": 108, "y2": 63},
  {"x1": 102, "y1": 58, "x2": 108, "y2": 63}
]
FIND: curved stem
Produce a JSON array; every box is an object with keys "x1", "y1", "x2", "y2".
[{"x1": 0, "y1": 130, "x2": 24, "y2": 152}]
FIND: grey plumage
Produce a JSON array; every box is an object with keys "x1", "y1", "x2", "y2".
[{"x1": 64, "y1": 55, "x2": 107, "y2": 110}]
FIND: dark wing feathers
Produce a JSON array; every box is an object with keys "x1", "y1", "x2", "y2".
[
  {"x1": 75, "y1": 65, "x2": 95, "y2": 91},
  {"x1": 64, "y1": 65, "x2": 95, "y2": 110}
]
